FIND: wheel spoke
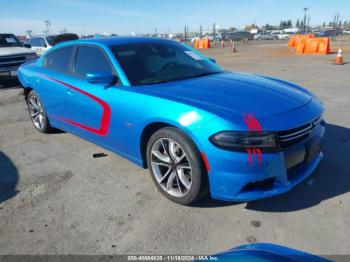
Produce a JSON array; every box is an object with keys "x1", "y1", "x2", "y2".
[
  {"x1": 152, "y1": 161, "x2": 171, "y2": 168},
  {"x1": 152, "y1": 150, "x2": 171, "y2": 164},
  {"x1": 33, "y1": 114, "x2": 40, "y2": 123},
  {"x1": 29, "y1": 97, "x2": 39, "y2": 110},
  {"x1": 38, "y1": 114, "x2": 44, "y2": 128},
  {"x1": 160, "y1": 139, "x2": 170, "y2": 156},
  {"x1": 166, "y1": 171, "x2": 176, "y2": 191},
  {"x1": 31, "y1": 111, "x2": 40, "y2": 118},
  {"x1": 176, "y1": 166, "x2": 191, "y2": 190},
  {"x1": 175, "y1": 175, "x2": 183, "y2": 194},
  {"x1": 28, "y1": 103, "x2": 36, "y2": 111},
  {"x1": 177, "y1": 164, "x2": 191, "y2": 169},
  {"x1": 158, "y1": 167, "x2": 172, "y2": 183},
  {"x1": 177, "y1": 153, "x2": 186, "y2": 163},
  {"x1": 169, "y1": 141, "x2": 178, "y2": 161}
]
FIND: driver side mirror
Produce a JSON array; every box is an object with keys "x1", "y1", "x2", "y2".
[
  {"x1": 23, "y1": 43, "x2": 31, "y2": 48},
  {"x1": 209, "y1": 58, "x2": 216, "y2": 64},
  {"x1": 86, "y1": 71, "x2": 118, "y2": 86}
]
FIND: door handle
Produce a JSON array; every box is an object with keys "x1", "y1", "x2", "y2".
[{"x1": 66, "y1": 89, "x2": 74, "y2": 95}]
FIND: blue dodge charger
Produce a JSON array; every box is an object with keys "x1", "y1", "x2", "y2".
[{"x1": 18, "y1": 37, "x2": 326, "y2": 205}]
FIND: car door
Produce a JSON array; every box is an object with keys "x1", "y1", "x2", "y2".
[
  {"x1": 63, "y1": 45, "x2": 123, "y2": 148},
  {"x1": 35, "y1": 46, "x2": 75, "y2": 123}
]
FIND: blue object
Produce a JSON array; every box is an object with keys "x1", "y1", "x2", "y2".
[
  {"x1": 205, "y1": 243, "x2": 331, "y2": 262},
  {"x1": 85, "y1": 71, "x2": 116, "y2": 85},
  {"x1": 18, "y1": 37, "x2": 326, "y2": 202}
]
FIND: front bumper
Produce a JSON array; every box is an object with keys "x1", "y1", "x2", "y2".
[{"x1": 207, "y1": 121, "x2": 326, "y2": 202}]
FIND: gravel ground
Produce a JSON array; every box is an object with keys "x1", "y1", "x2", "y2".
[{"x1": 0, "y1": 41, "x2": 349, "y2": 256}]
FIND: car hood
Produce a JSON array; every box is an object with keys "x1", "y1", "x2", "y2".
[
  {"x1": 0, "y1": 47, "x2": 36, "y2": 56},
  {"x1": 138, "y1": 72, "x2": 313, "y2": 119}
]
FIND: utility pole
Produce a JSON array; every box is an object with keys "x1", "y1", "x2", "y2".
[
  {"x1": 333, "y1": 12, "x2": 340, "y2": 40},
  {"x1": 303, "y1": 7, "x2": 308, "y2": 33},
  {"x1": 212, "y1": 22, "x2": 216, "y2": 42},
  {"x1": 25, "y1": 30, "x2": 32, "y2": 38},
  {"x1": 44, "y1": 20, "x2": 51, "y2": 35},
  {"x1": 199, "y1": 25, "x2": 202, "y2": 38},
  {"x1": 184, "y1": 25, "x2": 188, "y2": 43}
]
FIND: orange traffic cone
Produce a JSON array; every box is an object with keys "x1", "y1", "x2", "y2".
[
  {"x1": 334, "y1": 48, "x2": 344, "y2": 65},
  {"x1": 221, "y1": 40, "x2": 225, "y2": 48}
]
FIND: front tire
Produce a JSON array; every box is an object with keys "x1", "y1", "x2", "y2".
[
  {"x1": 146, "y1": 127, "x2": 207, "y2": 205},
  {"x1": 26, "y1": 90, "x2": 52, "y2": 133}
]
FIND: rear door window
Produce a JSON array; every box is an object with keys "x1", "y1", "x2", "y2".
[
  {"x1": 39, "y1": 38, "x2": 47, "y2": 47},
  {"x1": 44, "y1": 46, "x2": 75, "y2": 74},
  {"x1": 73, "y1": 46, "x2": 113, "y2": 79}
]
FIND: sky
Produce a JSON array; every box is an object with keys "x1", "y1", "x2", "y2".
[{"x1": 1, "y1": 0, "x2": 350, "y2": 35}]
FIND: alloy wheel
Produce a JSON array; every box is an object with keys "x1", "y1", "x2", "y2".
[
  {"x1": 150, "y1": 138, "x2": 192, "y2": 197},
  {"x1": 28, "y1": 95, "x2": 45, "y2": 130}
]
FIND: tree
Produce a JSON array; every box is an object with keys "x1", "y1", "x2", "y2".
[
  {"x1": 323, "y1": 22, "x2": 326, "y2": 28},
  {"x1": 296, "y1": 19, "x2": 300, "y2": 28},
  {"x1": 245, "y1": 24, "x2": 257, "y2": 32},
  {"x1": 278, "y1": 20, "x2": 292, "y2": 29},
  {"x1": 228, "y1": 27, "x2": 237, "y2": 32}
]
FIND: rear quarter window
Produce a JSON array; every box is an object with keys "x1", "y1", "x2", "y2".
[{"x1": 44, "y1": 46, "x2": 74, "y2": 74}]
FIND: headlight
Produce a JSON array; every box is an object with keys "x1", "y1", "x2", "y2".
[
  {"x1": 210, "y1": 131, "x2": 277, "y2": 151},
  {"x1": 26, "y1": 53, "x2": 38, "y2": 60}
]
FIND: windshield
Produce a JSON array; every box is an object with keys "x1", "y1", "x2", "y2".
[
  {"x1": 0, "y1": 34, "x2": 22, "y2": 47},
  {"x1": 110, "y1": 41, "x2": 222, "y2": 85}
]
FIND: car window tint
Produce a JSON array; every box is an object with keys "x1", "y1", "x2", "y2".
[
  {"x1": 29, "y1": 38, "x2": 40, "y2": 46},
  {"x1": 74, "y1": 46, "x2": 112, "y2": 78},
  {"x1": 44, "y1": 46, "x2": 74, "y2": 74}
]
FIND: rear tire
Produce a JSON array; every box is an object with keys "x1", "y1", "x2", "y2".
[
  {"x1": 26, "y1": 90, "x2": 53, "y2": 133},
  {"x1": 146, "y1": 127, "x2": 208, "y2": 205}
]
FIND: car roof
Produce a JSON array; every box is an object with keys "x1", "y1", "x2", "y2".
[
  {"x1": 30, "y1": 35, "x2": 56, "y2": 37},
  {"x1": 74, "y1": 36, "x2": 175, "y2": 47}
]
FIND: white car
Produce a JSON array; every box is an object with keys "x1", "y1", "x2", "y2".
[
  {"x1": 271, "y1": 30, "x2": 289, "y2": 40},
  {"x1": 0, "y1": 33, "x2": 37, "y2": 77},
  {"x1": 27, "y1": 35, "x2": 56, "y2": 56}
]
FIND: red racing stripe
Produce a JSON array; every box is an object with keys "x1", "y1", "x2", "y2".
[{"x1": 41, "y1": 74, "x2": 111, "y2": 136}]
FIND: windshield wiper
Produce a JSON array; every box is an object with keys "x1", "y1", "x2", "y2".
[{"x1": 191, "y1": 71, "x2": 222, "y2": 78}]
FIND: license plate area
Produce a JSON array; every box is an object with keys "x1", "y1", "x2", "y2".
[
  {"x1": 284, "y1": 149, "x2": 306, "y2": 169},
  {"x1": 305, "y1": 142, "x2": 321, "y2": 163}
]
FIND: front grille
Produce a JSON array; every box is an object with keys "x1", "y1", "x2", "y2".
[
  {"x1": 0, "y1": 55, "x2": 27, "y2": 69},
  {"x1": 278, "y1": 117, "x2": 322, "y2": 148}
]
